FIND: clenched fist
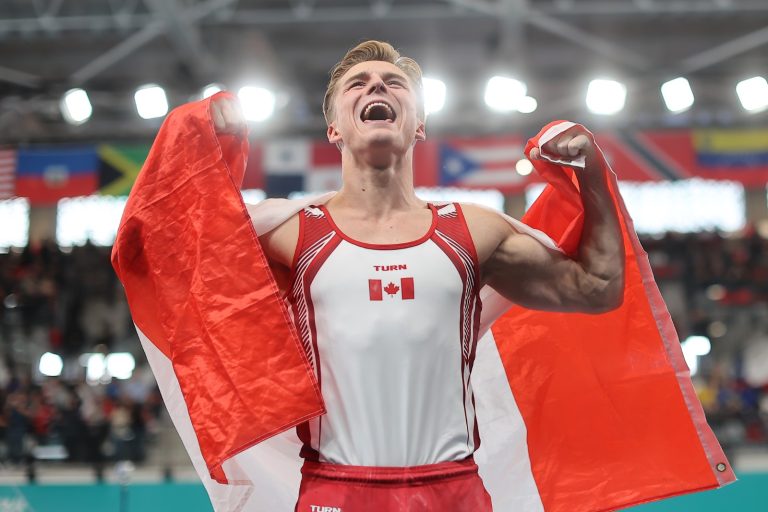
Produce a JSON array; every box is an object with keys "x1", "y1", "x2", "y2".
[
  {"x1": 530, "y1": 126, "x2": 597, "y2": 168},
  {"x1": 211, "y1": 96, "x2": 246, "y2": 135}
]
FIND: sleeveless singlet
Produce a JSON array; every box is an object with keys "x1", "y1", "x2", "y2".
[{"x1": 286, "y1": 202, "x2": 482, "y2": 467}]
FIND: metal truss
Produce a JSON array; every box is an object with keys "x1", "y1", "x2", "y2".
[{"x1": 0, "y1": 0, "x2": 766, "y2": 141}]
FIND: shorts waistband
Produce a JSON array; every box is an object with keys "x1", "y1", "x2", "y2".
[{"x1": 300, "y1": 456, "x2": 479, "y2": 485}]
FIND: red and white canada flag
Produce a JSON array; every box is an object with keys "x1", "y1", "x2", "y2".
[
  {"x1": 369, "y1": 277, "x2": 414, "y2": 301},
  {"x1": 113, "y1": 94, "x2": 735, "y2": 512}
]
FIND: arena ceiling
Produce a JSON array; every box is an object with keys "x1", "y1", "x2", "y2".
[{"x1": 0, "y1": 0, "x2": 767, "y2": 143}]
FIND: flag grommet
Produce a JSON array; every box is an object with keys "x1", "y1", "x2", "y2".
[{"x1": 716, "y1": 463, "x2": 727, "y2": 472}]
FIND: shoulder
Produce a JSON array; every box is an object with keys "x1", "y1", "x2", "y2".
[
  {"x1": 455, "y1": 202, "x2": 518, "y2": 265},
  {"x1": 257, "y1": 209, "x2": 300, "y2": 268},
  {"x1": 245, "y1": 197, "x2": 295, "y2": 225},
  {"x1": 457, "y1": 202, "x2": 517, "y2": 238}
]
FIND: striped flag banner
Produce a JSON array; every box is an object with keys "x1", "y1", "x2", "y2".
[
  {"x1": 15, "y1": 147, "x2": 99, "y2": 205},
  {"x1": 263, "y1": 138, "x2": 309, "y2": 197},
  {"x1": 307, "y1": 143, "x2": 343, "y2": 192},
  {"x1": 439, "y1": 135, "x2": 533, "y2": 192},
  {"x1": 0, "y1": 149, "x2": 16, "y2": 199}
]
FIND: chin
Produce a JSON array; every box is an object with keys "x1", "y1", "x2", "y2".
[{"x1": 361, "y1": 142, "x2": 405, "y2": 168}]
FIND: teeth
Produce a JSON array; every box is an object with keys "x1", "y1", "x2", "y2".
[{"x1": 363, "y1": 102, "x2": 394, "y2": 120}]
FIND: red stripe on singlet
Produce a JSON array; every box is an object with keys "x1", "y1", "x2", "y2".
[
  {"x1": 369, "y1": 279, "x2": 383, "y2": 301},
  {"x1": 401, "y1": 277, "x2": 415, "y2": 300}
]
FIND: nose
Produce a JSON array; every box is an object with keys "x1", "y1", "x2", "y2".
[{"x1": 367, "y1": 76, "x2": 387, "y2": 94}]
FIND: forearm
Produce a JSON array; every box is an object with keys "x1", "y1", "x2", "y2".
[{"x1": 574, "y1": 159, "x2": 625, "y2": 309}]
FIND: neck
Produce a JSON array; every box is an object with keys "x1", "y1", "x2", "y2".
[{"x1": 331, "y1": 147, "x2": 424, "y2": 217}]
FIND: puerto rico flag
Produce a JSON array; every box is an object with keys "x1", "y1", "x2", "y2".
[
  {"x1": 439, "y1": 135, "x2": 533, "y2": 193},
  {"x1": 112, "y1": 94, "x2": 735, "y2": 512}
]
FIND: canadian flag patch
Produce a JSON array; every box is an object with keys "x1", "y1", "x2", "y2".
[{"x1": 369, "y1": 277, "x2": 414, "y2": 301}]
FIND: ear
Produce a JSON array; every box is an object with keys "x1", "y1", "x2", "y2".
[
  {"x1": 414, "y1": 119, "x2": 426, "y2": 142},
  {"x1": 327, "y1": 122, "x2": 342, "y2": 144}
]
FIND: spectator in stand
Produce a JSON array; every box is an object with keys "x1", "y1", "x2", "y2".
[{"x1": 4, "y1": 389, "x2": 29, "y2": 464}]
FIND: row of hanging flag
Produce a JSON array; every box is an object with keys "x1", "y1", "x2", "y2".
[{"x1": 2, "y1": 128, "x2": 768, "y2": 204}]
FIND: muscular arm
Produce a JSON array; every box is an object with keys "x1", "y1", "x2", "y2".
[
  {"x1": 256, "y1": 207, "x2": 299, "y2": 295},
  {"x1": 467, "y1": 130, "x2": 625, "y2": 314}
]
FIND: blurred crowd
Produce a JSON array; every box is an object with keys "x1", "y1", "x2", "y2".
[
  {"x1": 643, "y1": 229, "x2": 768, "y2": 305},
  {"x1": 0, "y1": 241, "x2": 130, "y2": 353},
  {"x1": 0, "y1": 232, "x2": 767, "y2": 467},
  {"x1": 0, "y1": 242, "x2": 162, "y2": 467},
  {"x1": 0, "y1": 374, "x2": 163, "y2": 466}
]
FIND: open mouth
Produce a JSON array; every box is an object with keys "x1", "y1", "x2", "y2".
[{"x1": 360, "y1": 101, "x2": 396, "y2": 122}]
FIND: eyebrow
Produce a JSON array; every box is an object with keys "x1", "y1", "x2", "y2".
[{"x1": 342, "y1": 71, "x2": 409, "y2": 87}]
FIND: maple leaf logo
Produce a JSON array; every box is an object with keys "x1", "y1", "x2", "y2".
[{"x1": 384, "y1": 282, "x2": 400, "y2": 296}]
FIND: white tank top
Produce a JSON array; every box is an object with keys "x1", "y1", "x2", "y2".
[{"x1": 286, "y1": 202, "x2": 482, "y2": 467}]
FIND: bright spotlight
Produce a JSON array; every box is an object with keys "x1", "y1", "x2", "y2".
[
  {"x1": 661, "y1": 77, "x2": 694, "y2": 113},
  {"x1": 422, "y1": 77, "x2": 446, "y2": 115},
  {"x1": 683, "y1": 335, "x2": 712, "y2": 356},
  {"x1": 134, "y1": 84, "x2": 169, "y2": 119},
  {"x1": 586, "y1": 79, "x2": 626, "y2": 115},
  {"x1": 86, "y1": 353, "x2": 107, "y2": 383},
  {"x1": 202, "y1": 83, "x2": 224, "y2": 99},
  {"x1": 60, "y1": 88, "x2": 92, "y2": 125},
  {"x1": 517, "y1": 96, "x2": 538, "y2": 114},
  {"x1": 681, "y1": 335, "x2": 712, "y2": 376},
  {"x1": 39, "y1": 352, "x2": 63, "y2": 377},
  {"x1": 237, "y1": 86, "x2": 275, "y2": 122},
  {"x1": 484, "y1": 76, "x2": 527, "y2": 112},
  {"x1": 515, "y1": 158, "x2": 534, "y2": 176},
  {"x1": 736, "y1": 76, "x2": 768, "y2": 112},
  {"x1": 106, "y1": 353, "x2": 136, "y2": 380}
]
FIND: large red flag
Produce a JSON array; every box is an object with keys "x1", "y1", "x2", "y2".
[
  {"x1": 111, "y1": 92, "x2": 325, "y2": 486},
  {"x1": 485, "y1": 121, "x2": 735, "y2": 510}
]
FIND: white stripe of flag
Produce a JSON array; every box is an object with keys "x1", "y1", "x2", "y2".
[
  {"x1": 0, "y1": 149, "x2": 16, "y2": 199},
  {"x1": 460, "y1": 146, "x2": 523, "y2": 162}
]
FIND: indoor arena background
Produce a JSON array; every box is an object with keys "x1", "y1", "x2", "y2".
[{"x1": 0, "y1": 1, "x2": 767, "y2": 511}]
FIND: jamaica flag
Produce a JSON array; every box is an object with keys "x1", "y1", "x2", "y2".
[{"x1": 98, "y1": 144, "x2": 150, "y2": 196}]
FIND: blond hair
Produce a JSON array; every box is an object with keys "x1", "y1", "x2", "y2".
[{"x1": 323, "y1": 40, "x2": 425, "y2": 124}]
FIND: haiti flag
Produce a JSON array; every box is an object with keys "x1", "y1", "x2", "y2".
[{"x1": 15, "y1": 147, "x2": 98, "y2": 204}]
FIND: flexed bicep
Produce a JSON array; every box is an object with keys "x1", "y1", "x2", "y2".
[{"x1": 484, "y1": 232, "x2": 616, "y2": 313}]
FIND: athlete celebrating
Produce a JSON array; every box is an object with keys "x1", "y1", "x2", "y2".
[{"x1": 210, "y1": 40, "x2": 624, "y2": 511}]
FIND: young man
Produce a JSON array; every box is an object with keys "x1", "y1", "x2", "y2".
[{"x1": 212, "y1": 41, "x2": 624, "y2": 510}]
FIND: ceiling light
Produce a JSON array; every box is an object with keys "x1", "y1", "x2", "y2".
[
  {"x1": 517, "y1": 96, "x2": 538, "y2": 114},
  {"x1": 736, "y1": 76, "x2": 768, "y2": 112},
  {"x1": 134, "y1": 84, "x2": 169, "y2": 119},
  {"x1": 586, "y1": 79, "x2": 626, "y2": 115},
  {"x1": 422, "y1": 77, "x2": 446, "y2": 115},
  {"x1": 484, "y1": 76, "x2": 527, "y2": 112},
  {"x1": 237, "y1": 86, "x2": 275, "y2": 122},
  {"x1": 202, "y1": 83, "x2": 224, "y2": 99},
  {"x1": 61, "y1": 88, "x2": 92, "y2": 125},
  {"x1": 661, "y1": 77, "x2": 694, "y2": 113}
]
